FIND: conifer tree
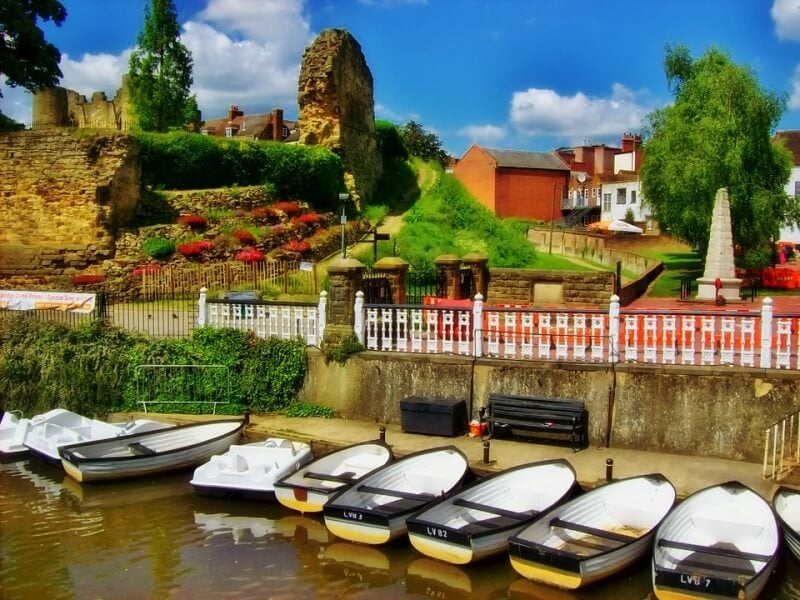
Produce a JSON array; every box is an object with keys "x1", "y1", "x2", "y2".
[{"x1": 128, "y1": 0, "x2": 193, "y2": 132}]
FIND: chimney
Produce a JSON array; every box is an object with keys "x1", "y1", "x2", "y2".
[
  {"x1": 621, "y1": 132, "x2": 641, "y2": 153},
  {"x1": 271, "y1": 108, "x2": 284, "y2": 141},
  {"x1": 228, "y1": 104, "x2": 243, "y2": 122}
]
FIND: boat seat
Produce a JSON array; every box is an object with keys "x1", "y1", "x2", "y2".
[
  {"x1": 549, "y1": 518, "x2": 638, "y2": 543},
  {"x1": 306, "y1": 471, "x2": 356, "y2": 483},
  {"x1": 453, "y1": 498, "x2": 532, "y2": 521},
  {"x1": 341, "y1": 454, "x2": 386, "y2": 471},
  {"x1": 657, "y1": 539, "x2": 772, "y2": 563},
  {"x1": 372, "y1": 497, "x2": 429, "y2": 516},
  {"x1": 458, "y1": 515, "x2": 521, "y2": 535},
  {"x1": 128, "y1": 442, "x2": 156, "y2": 456},
  {"x1": 691, "y1": 516, "x2": 764, "y2": 541}
]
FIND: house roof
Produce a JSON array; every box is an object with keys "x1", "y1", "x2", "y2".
[
  {"x1": 202, "y1": 112, "x2": 298, "y2": 140},
  {"x1": 483, "y1": 148, "x2": 569, "y2": 171},
  {"x1": 775, "y1": 130, "x2": 800, "y2": 165}
]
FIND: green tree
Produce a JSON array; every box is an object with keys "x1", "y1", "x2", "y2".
[
  {"x1": 401, "y1": 120, "x2": 449, "y2": 166},
  {"x1": 0, "y1": 0, "x2": 66, "y2": 98},
  {"x1": 128, "y1": 0, "x2": 193, "y2": 132},
  {"x1": 641, "y1": 45, "x2": 794, "y2": 265},
  {"x1": 375, "y1": 120, "x2": 408, "y2": 163}
]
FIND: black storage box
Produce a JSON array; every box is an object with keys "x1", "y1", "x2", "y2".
[{"x1": 400, "y1": 396, "x2": 467, "y2": 437}]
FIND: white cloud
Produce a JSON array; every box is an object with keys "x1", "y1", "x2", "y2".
[
  {"x1": 772, "y1": 0, "x2": 800, "y2": 41},
  {"x1": 59, "y1": 51, "x2": 132, "y2": 98},
  {"x1": 0, "y1": 85, "x2": 34, "y2": 125},
  {"x1": 457, "y1": 124, "x2": 507, "y2": 146},
  {"x1": 790, "y1": 64, "x2": 800, "y2": 109},
  {"x1": 509, "y1": 84, "x2": 649, "y2": 138}
]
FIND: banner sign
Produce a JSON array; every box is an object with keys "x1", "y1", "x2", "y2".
[{"x1": 0, "y1": 290, "x2": 97, "y2": 314}]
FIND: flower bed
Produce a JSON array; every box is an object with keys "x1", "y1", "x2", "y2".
[
  {"x1": 177, "y1": 215, "x2": 208, "y2": 229},
  {"x1": 235, "y1": 248, "x2": 265, "y2": 262}
]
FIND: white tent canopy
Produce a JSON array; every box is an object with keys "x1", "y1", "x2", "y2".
[{"x1": 588, "y1": 219, "x2": 643, "y2": 234}]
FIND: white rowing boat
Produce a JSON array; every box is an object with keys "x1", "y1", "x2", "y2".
[
  {"x1": 190, "y1": 438, "x2": 313, "y2": 500},
  {"x1": 323, "y1": 446, "x2": 471, "y2": 545},
  {"x1": 407, "y1": 459, "x2": 576, "y2": 564},
  {"x1": 0, "y1": 411, "x2": 32, "y2": 461},
  {"x1": 274, "y1": 441, "x2": 393, "y2": 513},
  {"x1": 652, "y1": 481, "x2": 779, "y2": 599},
  {"x1": 59, "y1": 418, "x2": 245, "y2": 482},
  {"x1": 509, "y1": 473, "x2": 676, "y2": 590},
  {"x1": 774, "y1": 485, "x2": 800, "y2": 562}
]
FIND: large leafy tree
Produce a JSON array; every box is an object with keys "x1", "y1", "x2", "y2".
[
  {"x1": 128, "y1": 0, "x2": 193, "y2": 132},
  {"x1": 401, "y1": 120, "x2": 449, "y2": 166},
  {"x1": 641, "y1": 45, "x2": 794, "y2": 265},
  {"x1": 0, "y1": 0, "x2": 66, "y2": 97}
]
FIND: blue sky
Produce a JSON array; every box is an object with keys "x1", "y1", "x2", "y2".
[{"x1": 2, "y1": 0, "x2": 799, "y2": 157}]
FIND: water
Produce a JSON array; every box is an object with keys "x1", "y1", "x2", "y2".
[{"x1": 2, "y1": 458, "x2": 799, "y2": 599}]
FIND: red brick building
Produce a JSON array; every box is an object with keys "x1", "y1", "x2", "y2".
[
  {"x1": 201, "y1": 105, "x2": 299, "y2": 142},
  {"x1": 452, "y1": 145, "x2": 570, "y2": 221}
]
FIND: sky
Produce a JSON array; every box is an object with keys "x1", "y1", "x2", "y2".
[{"x1": 2, "y1": 0, "x2": 800, "y2": 158}]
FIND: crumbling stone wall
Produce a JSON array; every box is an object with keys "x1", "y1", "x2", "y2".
[
  {"x1": 0, "y1": 130, "x2": 140, "y2": 281},
  {"x1": 488, "y1": 268, "x2": 614, "y2": 306},
  {"x1": 32, "y1": 78, "x2": 134, "y2": 131},
  {"x1": 298, "y1": 29, "x2": 382, "y2": 208}
]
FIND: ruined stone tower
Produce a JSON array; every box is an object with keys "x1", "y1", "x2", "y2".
[
  {"x1": 32, "y1": 76, "x2": 135, "y2": 131},
  {"x1": 298, "y1": 29, "x2": 381, "y2": 208}
]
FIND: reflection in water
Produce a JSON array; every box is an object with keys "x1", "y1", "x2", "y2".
[{"x1": 4, "y1": 457, "x2": 800, "y2": 599}]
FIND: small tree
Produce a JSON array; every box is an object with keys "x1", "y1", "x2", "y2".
[
  {"x1": 128, "y1": 0, "x2": 194, "y2": 132},
  {"x1": 401, "y1": 120, "x2": 449, "y2": 166},
  {"x1": 641, "y1": 45, "x2": 794, "y2": 264},
  {"x1": 0, "y1": 0, "x2": 66, "y2": 98},
  {"x1": 375, "y1": 120, "x2": 408, "y2": 163}
]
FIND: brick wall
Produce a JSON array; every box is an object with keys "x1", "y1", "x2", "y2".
[
  {"x1": 0, "y1": 130, "x2": 140, "y2": 280},
  {"x1": 495, "y1": 167, "x2": 564, "y2": 220},
  {"x1": 452, "y1": 146, "x2": 496, "y2": 212},
  {"x1": 488, "y1": 268, "x2": 613, "y2": 306}
]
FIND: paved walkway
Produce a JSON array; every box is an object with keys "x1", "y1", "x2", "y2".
[{"x1": 113, "y1": 412, "x2": 781, "y2": 502}]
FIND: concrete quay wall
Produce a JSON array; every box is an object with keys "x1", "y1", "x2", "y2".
[{"x1": 300, "y1": 348, "x2": 800, "y2": 463}]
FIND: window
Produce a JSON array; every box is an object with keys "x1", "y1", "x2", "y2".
[
  {"x1": 631, "y1": 190, "x2": 637, "y2": 204},
  {"x1": 591, "y1": 187, "x2": 596, "y2": 198},
  {"x1": 616, "y1": 188, "x2": 626, "y2": 204},
  {"x1": 603, "y1": 193, "x2": 611, "y2": 212},
  {"x1": 225, "y1": 126, "x2": 234, "y2": 138}
]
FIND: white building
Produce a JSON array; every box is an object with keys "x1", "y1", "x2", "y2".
[{"x1": 777, "y1": 131, "x2": 800, "y2": 243}]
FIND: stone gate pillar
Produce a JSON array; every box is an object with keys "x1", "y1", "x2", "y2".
[
  {"x1": 434, "y1": 254, "x2": 462, "y2": 300},
  {"x1": 373, "y1": 256, "x2": 409, "y2": 305},
  {"x1": 323, "y1": 256, "x2": 366, "y2": 344},
  {"x1": 462, "y1": 252, "x2": 489, "y2": 299}
]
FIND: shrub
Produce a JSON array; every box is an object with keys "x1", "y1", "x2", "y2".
[
  {"x1": 142, "y1": 237, "x2": 176, "y2": 259},
  {"x1": 295, "y1": 213, "x2": 321, "y2": 226},
  {"x1": 250, "y1": 206, "x2": 276, "y2": 223},
  {"x1": 70, "y1": 274, "x2": 107, "y2": 285},
  {"x1": 273, "y1": 201, "x2": 301, "y2": 216},
  {"x1": 232, "y1": 230, "x2": 257, "y2": 244},
  {"x1": 177, "y1": 215, "x2": 207, "y2": 229},
  {"x1": 235, "y1": 248, "x2": 265, "y2": 262},
  {"x1": 177, "y1": 240, "x2": 212, "y2": 257},
  {"x1": 131, "y1": 264, "x2": 163, "y2": 277},
  {"x1": 285, "y1": 240, "x2": 311, "y2": 254}
]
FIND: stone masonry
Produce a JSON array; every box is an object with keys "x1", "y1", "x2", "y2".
[
  {"x1": 0, "y1": 130, "x2": 140, "y2": 280},
  {"x1": 298, "y1": 29, "x2": 382, "y2": 208}
]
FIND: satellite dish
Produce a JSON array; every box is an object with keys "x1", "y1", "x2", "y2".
[{"x1": 577, "y1": 173, "x2": 586, "y2": 184}]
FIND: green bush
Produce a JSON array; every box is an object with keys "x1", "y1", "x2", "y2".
[
  {"x1": 135, "y1": 131, "x2": 345, "y2": 207},
  {"x1": 375, "y1": 120, "x2": 408, "y2": 163},
  {"x1": 142, "y1": 236, "x2": 176, "y2": 259}
]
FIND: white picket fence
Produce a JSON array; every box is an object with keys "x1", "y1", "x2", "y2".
[{"x1": 354, "y1": 293, "x2": 800, "y2": 369}]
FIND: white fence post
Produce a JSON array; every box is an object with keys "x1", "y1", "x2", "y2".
[
  {"x1": 354, "y1": 291, "x2": 365, "y2": 345},
  {"x1": 197, "y1": 287, "x2": 208, "y2": 327},
  {"x1": 317, "y1": 290, "x2": 327, "y2": 342},
  {"x1": 472, "y1": 293, "x2": 484, "y2": 358},
  {"x1": 608, "y1": 294, "x2": 620, "y2": 363},
  {"x1": 760, "y1": 297, "x2": 773, "y2": 369}
]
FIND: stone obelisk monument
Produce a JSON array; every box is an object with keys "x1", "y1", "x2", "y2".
[{"x1": 696, "y1": 187, "x2": 742, "y2": 302}]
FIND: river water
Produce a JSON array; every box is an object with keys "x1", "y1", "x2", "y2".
[{"x1": 2, "y1": 458, "x2": 800, "y2": 600}]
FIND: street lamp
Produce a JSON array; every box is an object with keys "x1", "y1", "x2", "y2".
[{"x1": 339, "y1": 192, "x2": 349, "y2": 258}]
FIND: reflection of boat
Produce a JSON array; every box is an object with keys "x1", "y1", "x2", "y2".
[
  {"x1": 275, "y1": 441, "x2": 393, "y2": 513},
  {"x1": 190, "y1": 438, "x2": 313, "y2": 500},
  {"x1": 1, "y1": 457, "x2": 65, "y2": 499},
  {"x1": 24, "y1": 409, "x2": 170, "y2": 464},
  {"x1": 195, "y1": 511, "x2": 276, "y2": 544},
  {"x1": 322, "y1": 541, "x2": 417, "y2": 587},
  {"x1": 653, "y1": 481, "x2": 778, "y2": 600},
  {"x1": 59, "y1": 419, "x2": 245, "y2": 482},
  {"x1": 406, "y1": 557, "x2": 518, "y2": 600},
  {"x1": 407, "y1": 459, "x2": 576, "y2": 564},
  {"x1": 773, "y1": 486, "x2": 800, "y2": 562},
  {"x1": 0, "y1": 411, "x2": 32, "y2": 461},
  {"x1": 60, "y1": 472, "x2": 193, "y2": 511},
  {"x1": 508, "y1": 569, "x2": 655, "y2": 600},
  {"x1": 509, "y1": 474, "x2": 675, "y2": 590},
  {"x1": 274, "y1": 514, "x2": 334, "y2": 544},
  {"x1": 323, "y1": 446, "x2": 471, "y2": 545}
]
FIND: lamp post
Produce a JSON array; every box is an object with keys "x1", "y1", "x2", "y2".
[
  {"x1": 339, "y1": 192, "x2": 349, "y2": 258},
  {"x1": 549, "y1": 181, "x2": 558, "y2": 254}
]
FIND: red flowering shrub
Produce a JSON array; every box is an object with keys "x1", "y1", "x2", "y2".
[
  {"x1": 250, "y1": 206, "x2": 276, "y2": 223},
  {"x1": 177, "y1": 240, "x2": 212, "y2": 256},
  {"x1": 177, "y1": 215, "x2": 207, "y2": 229},
  {"x1": 294, "y1": 213, "x2": 320, "y2": 226},
  {"x1": 70, "y1": 274, "x2": 106, "y2": 285},
  {"x1": 272, "y1": 201, "x2": 301, "y2": 216},
  {"x1": 131, "y1": 264, "x2": 163, "y2": 278},
  {"x1": 235, "y1": 248, "x2": 265, "y2": 262},
  {"x1": 285, "y1": 239, "x2": 311, "y2": 254},
  {"x1": 232, "y1": 230, "x2": 257, "y2": 244}
]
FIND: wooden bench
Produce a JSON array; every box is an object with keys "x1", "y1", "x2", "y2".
[{"x1": 479, "y1": 393, "x2": 588, "y2": 452}]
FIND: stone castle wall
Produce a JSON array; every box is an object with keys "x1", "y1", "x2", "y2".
[
  {"x1": 32, "y1": 82, "x2": 135, "y2": 131},
  {"x1": 0, "y1": 130, "x2": 140, "y2": 282},
  {"x1": 298, "y1": 29, "x2": 382, "y2": 207},
  {"x1": 488, "y1": 268, "x2": 614, "y2": 306}
]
